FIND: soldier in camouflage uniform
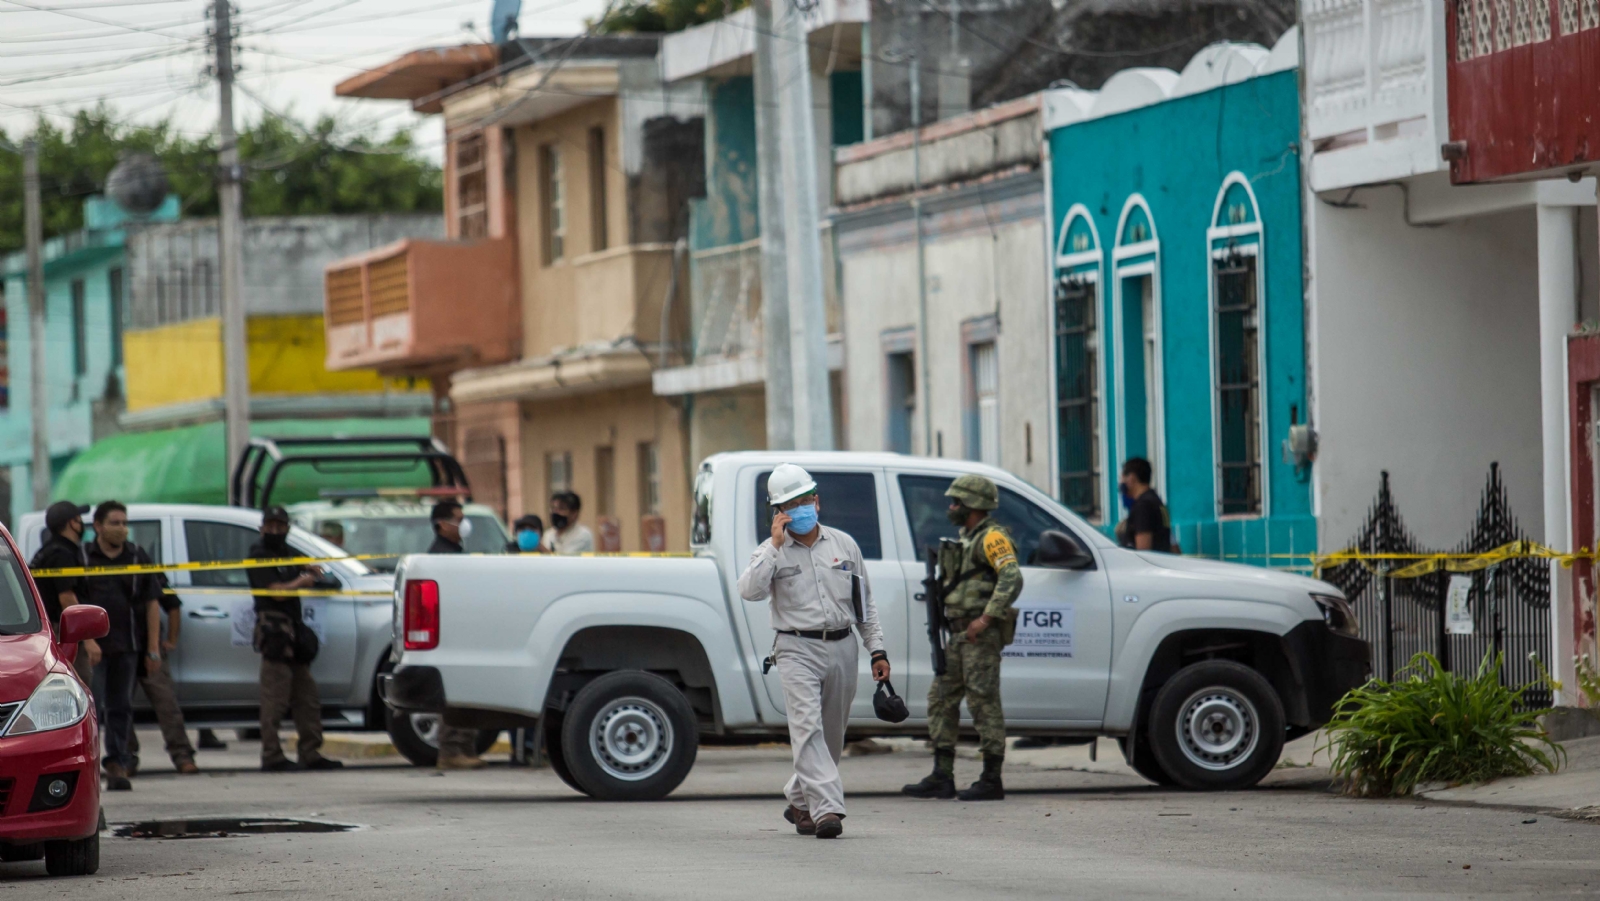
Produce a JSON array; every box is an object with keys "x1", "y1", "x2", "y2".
[{"x1": 902, "y1": 474, "x2": 1024, "y2": 801}]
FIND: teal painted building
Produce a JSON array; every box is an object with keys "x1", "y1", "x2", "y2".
[
  {"x1": 1046, "y1": 38, "x2": 1313, "y2": 566},
  {"x1": 0, "y1": 194, "x2": 180, "y2": 524}
]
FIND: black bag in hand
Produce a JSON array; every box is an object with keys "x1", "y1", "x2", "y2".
[{"x1": 873, "y1": 679, "x2": 909, "y2": 723}]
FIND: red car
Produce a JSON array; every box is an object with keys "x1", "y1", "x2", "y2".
[{"x1": 0, "y1": 524, "x2": 108, "y2": 877}]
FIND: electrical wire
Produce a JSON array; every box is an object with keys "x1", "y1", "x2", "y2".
[{"x1": 0, "y1": 0, "x2": 207, "y2": 41}]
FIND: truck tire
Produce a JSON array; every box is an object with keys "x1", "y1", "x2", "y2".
[
  {"x1": 541, "y1": 710, "x2": 583, "y2": 793},
  {"x1": 43, "y1": 833, "x2": 98, "y2": 877},
  {"x1": 386, "y1": 710, "x2": 499, "y2": 767},
  {"x1": 1147, "y1": 660, "x2": 1284, "y2": 791},
  {"x1": 1118, "y1": 734, "x2": 1177, "y2": 786},
  {"x1": 560, "y1": 671, "x2": 698, "y2": 801}
]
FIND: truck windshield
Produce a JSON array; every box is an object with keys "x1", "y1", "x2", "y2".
[{"x1": 0, "y1": 540, "x2": 42, "y2": 635}]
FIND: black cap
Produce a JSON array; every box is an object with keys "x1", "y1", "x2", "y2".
[
  {"x1": 513, "y1": 514, "x2": 543, "y2": 531},
  {"x1": 45, "y1": 501, "x2": 90, "y2": 534},
  {"x1": 262, "y1": 505, "x2": 291, "y2": 525}
]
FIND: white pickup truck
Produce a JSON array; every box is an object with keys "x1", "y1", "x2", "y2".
[{"x1": 380, "y1": 451, "x2": 1369, "y2": 799}]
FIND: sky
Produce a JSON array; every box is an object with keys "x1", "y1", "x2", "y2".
[{"x1": 0, "y1": 0, "x2": 612, "y2": 161}]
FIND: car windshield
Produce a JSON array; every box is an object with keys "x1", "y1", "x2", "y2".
[
  {"x1": 314, "y1": 514, "x2": 506, "y2": 572},
  {"x1": 0, "y1": 539, "x2": 42, "y2": 635}
]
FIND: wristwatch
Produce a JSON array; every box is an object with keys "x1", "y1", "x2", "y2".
[{"x1": 146, "y1": 652, "x2": 161, "y2": 661}]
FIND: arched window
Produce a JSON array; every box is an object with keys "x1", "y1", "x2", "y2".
[
  {"x1": 1111, "y1": 195, "x2": 1165, "y2": 497},
  {"x1": 1053, "y1": 204, "x2": 1104, "y2": 520},
  {"x1": 1208, "y1": 173, "x2": 1266, "y2": 517}
]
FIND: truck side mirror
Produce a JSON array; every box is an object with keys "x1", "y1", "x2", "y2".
[{"x1": 1035, "y1": 530, "x2": 1095, "y2": 570}]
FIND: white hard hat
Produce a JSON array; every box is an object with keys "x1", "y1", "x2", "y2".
[{"x1": 767, "y1": 463, "x2": 818, "y2": 506}]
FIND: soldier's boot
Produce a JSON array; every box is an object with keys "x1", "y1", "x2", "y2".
[
  {"x1": 956, "y1": 754, "x2": 1005, "y2": 801},
  {"x1": 901, "y1": 749, "x2": 957, "y2": 799}
]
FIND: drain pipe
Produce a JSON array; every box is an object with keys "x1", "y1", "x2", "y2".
[{"x1": 912, "y1": 54, "x2": 931, "y2": 456}]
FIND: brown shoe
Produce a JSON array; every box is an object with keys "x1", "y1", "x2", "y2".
[
  {"x1": 103, "y1": 762, "x2": 132, "y2": 792},
  {"x1": 783, "y1": 805, "x2": 816, "y2": 835},
  {"x1": 814, "y1": 813, "x2": 842, "y2": 839},
  {"x1": 175, "y1": 759, "x2": 201, "y2": 775},
  {"x1": 437, "y1": 754, "x2": 486, "y2": 771}
]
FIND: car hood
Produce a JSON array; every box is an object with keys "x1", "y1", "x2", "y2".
[
  {"x1": 0, "y1": 633, "x2": 53, "y2": 703},
  {"x1": 1128, "y1": 551, "x2": 1339, "y2": 597}
]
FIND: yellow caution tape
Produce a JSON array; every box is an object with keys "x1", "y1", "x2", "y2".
[
  {"x1": 161, "y1": 587, "x2": 393, "y2": 598},
  {"x1": 32, "y1": 550, "x2": 696, "y2": 579},
  {"x1": 1310, "y1": 539, "x2": 1595, "y2": 579}
]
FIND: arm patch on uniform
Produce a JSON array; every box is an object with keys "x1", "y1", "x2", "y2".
[{"x1": 983, "y1": 531, "x2": 1017, "y2": 569}]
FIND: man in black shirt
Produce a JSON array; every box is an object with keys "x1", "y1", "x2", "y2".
[
  {"x1": 428, "y1": 500, "x2": 486, "y2": 770},
  {"x1": 1116, "y1": 457, "x2": 1174, "y2": 553},
  {"x1": 30, "y1": 501, "x2": 93, "y2": 679},
  {"x1": 247, "y1": 506, "x2": 343, "y2": 773},
  {"x1": 83, "y1": 500, "x2": 167, "y2": 790}
]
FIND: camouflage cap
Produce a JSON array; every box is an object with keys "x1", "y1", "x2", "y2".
[{"x1": 944, "y1": 473, "x2": 998, "y2": 510}]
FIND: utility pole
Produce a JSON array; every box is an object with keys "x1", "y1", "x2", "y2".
[
  {"x1": 214, "y1": 0, "x2": 251, "y2": 478},
  {"x1": 773, "y1": 0, "x2": 834, "y2": 450},
  {"x1": 22, "y1": 141, "x2": 50, "y2": 509},
  {"x1": 911, "y1": 54, "x2": 930, "y2": 455},
  {"x1": 752, "y1": 0, "x2": 794, "y2": 451}
]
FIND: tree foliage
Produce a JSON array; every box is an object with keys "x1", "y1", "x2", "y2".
[
  {"x1": 595, "y1": 0, "x2": 747, "y2": 34},
  {"x1": 0, "y1": 106, "x2": 441, "y2": 254}
]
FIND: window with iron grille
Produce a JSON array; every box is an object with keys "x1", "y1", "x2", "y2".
[
  {"x1": 1055, "y1": 276, "x2": 1099, "y2": 520},
  {"x1": 1214, "y1": 253, "x2": 1261, "y2": 516},
  {"x1": 455, "y1": 133, "x2": 488, "y2": 240},
  {"x1": 540, "y1": 144, "x2": 565, "y2": 264},
  {"x1": 70, "y1": 279, "x2": 86, "y2": 377}
]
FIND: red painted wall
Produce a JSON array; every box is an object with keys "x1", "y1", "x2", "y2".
[{"x1": 1447, "y1": 0, "x2": 1600, "y2": 184}]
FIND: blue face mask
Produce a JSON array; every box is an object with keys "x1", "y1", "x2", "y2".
[
  {"x1": 784, "y1": 503, "x2": 819, "y2": 535},
  {"x1": 517, "y1": 530, "x2": 542, "y2": 551},
  {"x1": 1119, "y1": 486, "x2": 1135, "y2": 509}
]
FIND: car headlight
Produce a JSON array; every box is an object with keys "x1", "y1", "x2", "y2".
[
  {"x1": 5, "y1": 673, "x2": 90, "y2": 737},
  {"x1": 1312, "y1": 593, "x2": 1360, "y2": 637}
]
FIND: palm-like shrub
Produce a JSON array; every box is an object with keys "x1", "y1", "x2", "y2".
[{"x1": 1323, "y1": 651, "x2": 1563, "y2": 797}]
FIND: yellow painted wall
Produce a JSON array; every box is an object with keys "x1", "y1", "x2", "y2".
[{"x1": 125, "y1": 314, "x2": 425, "y2": 412}]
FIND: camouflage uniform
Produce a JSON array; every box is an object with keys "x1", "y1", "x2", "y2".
[{"x1": 927, "y1": 476, "x2": 1024, "y2": 764}]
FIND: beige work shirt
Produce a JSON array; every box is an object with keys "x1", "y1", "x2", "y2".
[
  {"x1": 736, "y1": 525, "x2": 884, "y2": 654},
  {"x1": 542, "y1": 523, "x2": 595, "y2": 556}
]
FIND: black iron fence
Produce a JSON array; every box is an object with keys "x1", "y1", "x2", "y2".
[{"x1": 1320, "y1": 464, "x2": 1551, "y2": 705}]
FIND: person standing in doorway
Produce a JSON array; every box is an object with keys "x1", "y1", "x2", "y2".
[
  {"x1": 428, "y1": 500, "x2": 486, "y2": 770},
  {"x1": 1115, "y1": 457, "x2": 1174, "y2": 553},
  {"x1": 737, "y1": 464, "x2": 890, "y2": 839},
  {"x1": 903, "y1": 474, "x2": 1023, "y2": 802},
  {"x1": 543, "y1": 492, "x2": 594, "y2": 555},
  {"x1": 249, "y1": 506, "x2": 343, "y2": 773},
  {"x1": 85, "y1": 501, "x2": 200, "y2": 778}
]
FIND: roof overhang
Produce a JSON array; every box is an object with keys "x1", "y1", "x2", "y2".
[
  {"x1": 440, "y1": 61, "x2": 623, "y2": 131},
  {"x1": 335, "y1": 45, "x2": 498, "y2": 114},
  {"x1": 661, "y1": 0, "x2": 867, "y2": 82},
  {"x1": 450, "y1": 344, "x2": 654, "y2": 405}
]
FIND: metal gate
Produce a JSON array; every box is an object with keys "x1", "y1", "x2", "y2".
[{"x1": 1320, "y1": 464, "x2": 1552, "y2": 705}]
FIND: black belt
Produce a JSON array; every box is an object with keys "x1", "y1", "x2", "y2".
[{"x1": 777, "y1": 628, "x2": 854, "y2": 641}]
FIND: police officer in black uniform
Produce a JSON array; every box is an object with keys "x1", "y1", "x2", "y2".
[
  {"x1": 30, "y1": 501, "x2": 92, "y2": 677},
  {"x1": 248, "y1": 506, "x2": 344, "y2": 773}
]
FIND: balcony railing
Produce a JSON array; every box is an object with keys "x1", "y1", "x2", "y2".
[{"x1": 323, "y1": 237, "x2": 518, "y2": 374}]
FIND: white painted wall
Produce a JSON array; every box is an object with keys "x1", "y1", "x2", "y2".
[
  {"x1": 840, "y1": 215, "x2": 1051, "y2": 493},
  {"x1": 1310, "y1": 189, "x2": 1545, "y2": 548}
]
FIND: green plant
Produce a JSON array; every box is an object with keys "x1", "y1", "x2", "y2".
[
  {"x1": 1576, "y1": 655, "x2": 1600, "y2": 706},
  {"x1": 1322, "y1": 651, "x2": 1564, "y2": 797}
]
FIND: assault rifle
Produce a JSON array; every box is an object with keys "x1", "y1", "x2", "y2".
[{"x1": 919, "y1": 541, "x2": 955, "y2": 676}]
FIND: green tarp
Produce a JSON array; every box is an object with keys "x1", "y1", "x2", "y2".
[{"x1": 53, "y1": 417, "x2": 434, "y2": 508}]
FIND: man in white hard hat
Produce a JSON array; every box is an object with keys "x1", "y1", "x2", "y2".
[{"x1": 737, "y1": 463, "x2": 890, "y2": 840}]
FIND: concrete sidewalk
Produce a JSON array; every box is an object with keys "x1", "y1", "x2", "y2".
[{"x1": 1418, "y1": 735, "x2": 1600, "y2": 816}]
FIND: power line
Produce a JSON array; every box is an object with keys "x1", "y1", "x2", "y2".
[
  {"x1": 0, "y1": 0, "x2": 206, "y2": 41},
  {"x1": 0, "y1": 0, "x2": 195, "y2": 12}
]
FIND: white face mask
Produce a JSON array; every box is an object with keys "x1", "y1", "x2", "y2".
[{"x1": 456, "y1": 518, "x2": 474, "y2": 540}]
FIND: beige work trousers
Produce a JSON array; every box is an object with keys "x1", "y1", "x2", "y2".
[{"x1": 774, "y1": 632, "x2": 859, "y2": 818}]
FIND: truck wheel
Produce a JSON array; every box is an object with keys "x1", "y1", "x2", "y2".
[
  {"x1": 1118, "y1": 735, "x2": 1177, "y2": 786},
  {"x1": 560, "y1": 671, "x2": 698, "y2": 801},
  {"x1": 1148, "y1": 660, "x2": 1284, "y2": 791},
  {"x1": 541, "y1": 710, "x2": 583, "y2": 793},
  {"x1": 386, "y1": 711, "x2": 499, "y2": 766},
  {"x1": 43, "y1": 833, "x2": 98, "y2": 877}
]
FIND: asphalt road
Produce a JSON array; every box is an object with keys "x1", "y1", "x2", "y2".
[{"x1": 3, "y1": 730, "x2": 1596, "y2": 899}]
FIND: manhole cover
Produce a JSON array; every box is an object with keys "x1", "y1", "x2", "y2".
[{"x1": 113, "y1": 817, "x2": 360, "y2": 839}]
